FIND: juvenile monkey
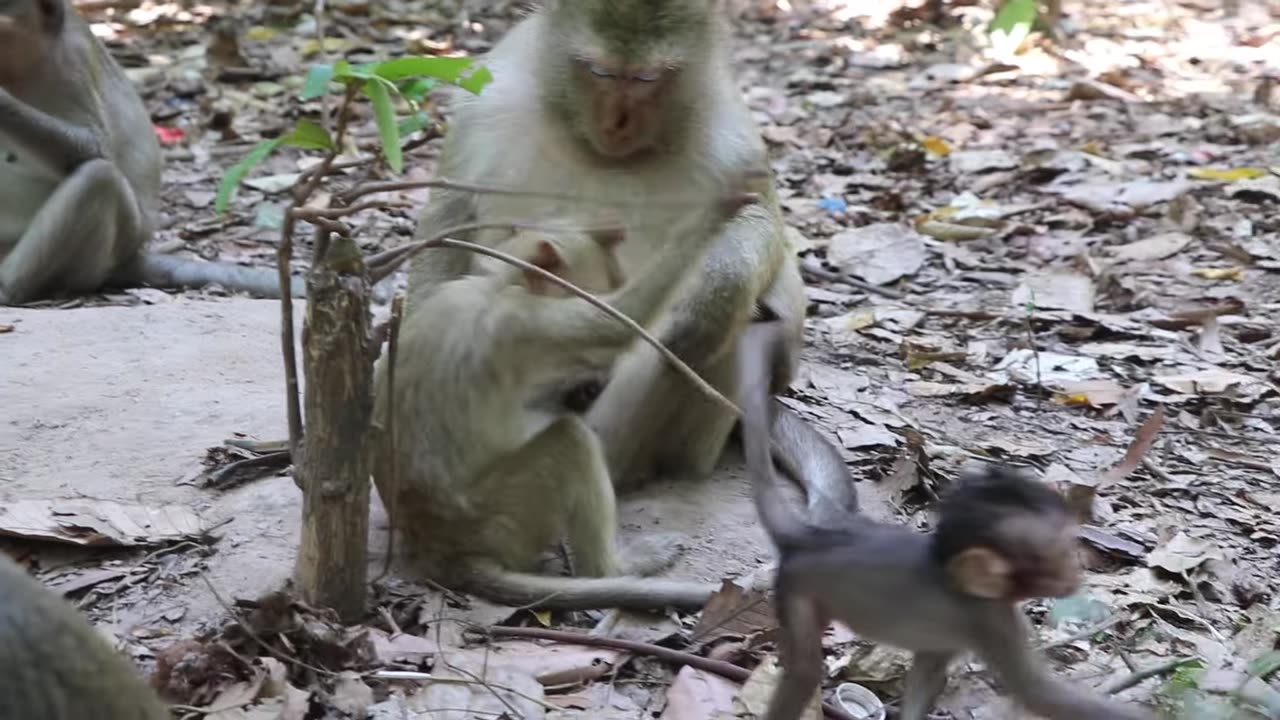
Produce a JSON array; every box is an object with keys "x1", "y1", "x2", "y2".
[
  {"x1": 736, "y1": 321, "x2": 1156, "y2": 720},
  {"x1": 0, "y1": 553, "x2": 170, "y2": 720},
  {"x1": 404, "y1": 0, "x2": 812, "y2": 494},
  {"x1": 0, "y1": 0, "x2": 301, "y2": 305},
  {"x1": 371, "y1": 196, "x2": 757, "y2": 611}
]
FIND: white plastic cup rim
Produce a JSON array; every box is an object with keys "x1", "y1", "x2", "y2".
[{"x1": 835, "y1": 682, "x2": 886, "y2": 720}]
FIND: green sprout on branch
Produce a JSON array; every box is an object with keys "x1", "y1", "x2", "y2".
[{"x1": 214, "y1": 56, "x2": 493, "y2": 212}]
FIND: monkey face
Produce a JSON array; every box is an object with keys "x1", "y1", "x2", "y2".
[
  {"x1": 570, "y1": 58, "x2": 678, "y2": 159},
  {"x1": 999, "y1": 514, "x2": 1084, "y2": 600}
]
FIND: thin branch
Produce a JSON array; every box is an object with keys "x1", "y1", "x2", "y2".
[
  {"x1": 1101, "y1": 656, "x2": 1197, "y2": 695},
  {"x1": 279, "y1": 83, "x2": 361, "y2": 460},
  {"x1": 478, "y1": 625, "x2": 859, "y2": 720},
  {"x1": 338, "y1": 176, "x2": 724, "y2": 210}
]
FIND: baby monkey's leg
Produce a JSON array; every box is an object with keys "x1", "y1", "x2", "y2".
[
  {"x1": 898, "y1": 652, "x2": 955, "y2": 720},
  {"x1": 0, "y1": 159, "x2": 142, "y2": 303},
  {"x1": 764, "y1": 592, "x2": 827, "y2": 720}
]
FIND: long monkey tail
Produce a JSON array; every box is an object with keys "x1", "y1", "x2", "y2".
[
  {"x1": 115, "y1": 253, "x2": 307, "y2": 299},
  {"x1": 737, "y1": 320, "x2": 821, "y2": 550},
  {"x1": 466, "y1": 563, "x2": 716, "y2": 611},
  {"x1": 769, "y1": 403, "x2": 858, "y2": 527}
]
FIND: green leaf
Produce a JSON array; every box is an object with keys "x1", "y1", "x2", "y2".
[
  {"x1": 301, "y1": 64, "x2": 336, "y2": 100},
  {"x1": 215, "y1": 137, "x2": 286, "y2": 213},
  {"x1": 340, "y1": 60, "x2": 379, "y2": 80},
  {"x1": 397, "y1": 111, "x2": 433, "y2": 137},
  {"x1": 280, "y1": 119, "x2": 333, "y2": 151},
  {"x1": 399, "y1": 77, "x2": 439, "y2": 103},
  {"x1": 364, "y1": 79, "x2": 403, "y2": 173},
  {"x1": 456, "y1": 65, "x2": 493, "y2": 94},
  {"x1": 373, "y1": 56, "x2": 493, "y2": 94},
  {"x1": 990, "y1": 0, "x2": 1037, "y2": 38}
]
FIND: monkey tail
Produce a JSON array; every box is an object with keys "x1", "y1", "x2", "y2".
[
  {"x1": 737, "y1": 321, "x2": 817, "y2": 549},
  {"x1": 466, "y1": 564, "x2": 715, "y2": 611},
  {"x1": 115, "y1": 253, "x2": 306, "y2": 298},
  {"x1": 769, "y1": 403, "x2": 858, "y2": 527}
]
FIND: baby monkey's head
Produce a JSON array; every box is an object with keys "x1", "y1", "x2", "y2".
[{"x1": 933, "y1": 464, "x2": 1082, "y2": 602}]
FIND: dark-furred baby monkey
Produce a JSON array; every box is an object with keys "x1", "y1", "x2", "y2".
[
  {"x1": 0, "y1": 0, "x2": 301, "y2": 304},
  {"x1": 737, "y1": 320, "x2": 1156, "y2": 720},
  {"x1": 372, "y1": 193, "x2": 760, "y2": 611}
]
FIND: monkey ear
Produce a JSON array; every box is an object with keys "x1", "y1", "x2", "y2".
[
  {"x1": 589, "y1": 228, "x2": 625, "y2": 249},
  {"x1": 946, "y1": 547, "x2": 1013, "y2": 599}
]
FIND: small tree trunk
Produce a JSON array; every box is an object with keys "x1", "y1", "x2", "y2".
[{"x1": 294, "y1": 235, "x2": 373, "y2": 621}]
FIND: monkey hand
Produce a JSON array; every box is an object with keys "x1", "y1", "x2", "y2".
[{"x1": 712, "y1": 167, "x2": 771, "y2": 219}]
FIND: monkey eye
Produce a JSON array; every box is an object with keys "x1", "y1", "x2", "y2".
[
  {"x1": 631, "y1": 68, "x2": 662, "y2": 82},
  {"x1": 587, "y1": 62, "x2": 616, "y2": 78}
]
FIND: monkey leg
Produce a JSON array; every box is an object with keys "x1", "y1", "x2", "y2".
[
  {"x1": 589, "y1": 215, "x2": 807, "y2": 490},
  {"x1": 897, "y1": 651, "x2": 954, "y2": 720},
  {"x1": 765, "y1": 592, "x2": 826, "y2": 720},
  {"x1": 474, "y1": 416, "x2": 627, "y2": 576},
  {"x1": 0, "y1": 159, "x2": 142, "y2": 304},
  {"x1": 588, "y1": 342, "x2": 738, "y2": 491}
]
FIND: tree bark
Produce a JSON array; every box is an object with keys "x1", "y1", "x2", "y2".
[{"x1": 294, "y1": 235, "x2": 372, "y2": 621}]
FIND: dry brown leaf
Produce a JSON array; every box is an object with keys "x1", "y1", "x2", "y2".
[
  {"x1": 1099, "y1": 407, "x2": 1165, "y2": 487},
  {"x1": 1147, "y1": 531, "x2": 1221, "y2": 575},
  {"x1": 660, "y1": 666, "x2": 740, "y2": 720},
  {"x1": 1109, "y1": 231, "x2": 1192, "y2": 262},
  {"x1": 826, "y1": 223, "x2": 926, "y2": 286},
  {"x1": 0, "y1": 499, "x2": 206, "y2": 547}
]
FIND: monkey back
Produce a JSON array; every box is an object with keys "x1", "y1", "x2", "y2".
[{"x1": 0, "y1": 555, "x2": 169, "y2": 720}]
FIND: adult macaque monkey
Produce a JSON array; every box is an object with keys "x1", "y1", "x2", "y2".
[
  {"x1": 0, "y1": 0, "x2": 301, "y2": 304},
  {"x1": 405, "y1": 0, "x2": 809, "y2": 492},
  {"x1": 372, "y1": 193, "x2": 757, "y2": 611},
  {"x1": 737, "y1": 321, "x2": 1156, "y2": 720},
  {"x1": 0, "y1": 553, "x2": 170, "y2": 720}
]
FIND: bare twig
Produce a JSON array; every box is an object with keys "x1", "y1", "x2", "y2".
[
  {"x1": 799, "y1": 258, "x2": 905, "y2": 299},
  {"x1": 278, "y1": 84, "x2": 360, "y2": 460},
  {"x1": 338, "y1": 176, "x2": 724, "y2": 210},
  {"x1": 1101, "y1": 656, "x2": 1197, "y2": 695},
  {"x1": 479, "y1": 626, "x2": 860, "y2": 720}
]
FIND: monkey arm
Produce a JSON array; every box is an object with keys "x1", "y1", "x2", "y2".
[
  {"x1": 973, "y1": 608, "x2": 1155, "y2": 720},
  {"x1": 0, "y1": 89, "x2": 104, "y2": 178},
  {"x1": 403, "y1": 187, "x2": 479, "y2": 310},
  {"x1": 659, "y1": 201, "x2": 791, "y2": 367}
]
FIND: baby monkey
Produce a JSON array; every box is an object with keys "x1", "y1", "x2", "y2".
[
  {"x1": 372, "y1": 192, "x2": 757, "y2": 611},
  {"x1": 736, "y1": 321, "x2": 1156, "y2": 720}
]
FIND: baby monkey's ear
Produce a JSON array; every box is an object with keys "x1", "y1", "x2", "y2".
[
  {"x1": 946, "y1": 546, "x2": 1014, "y2": 600},
  {"x1": 521, "y1": 240, "x2": 566, "y2": 294}
]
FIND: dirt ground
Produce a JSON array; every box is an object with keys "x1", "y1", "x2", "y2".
[{"x1": 3, "y1": 0, "x2": 1280, "y2": 717}]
